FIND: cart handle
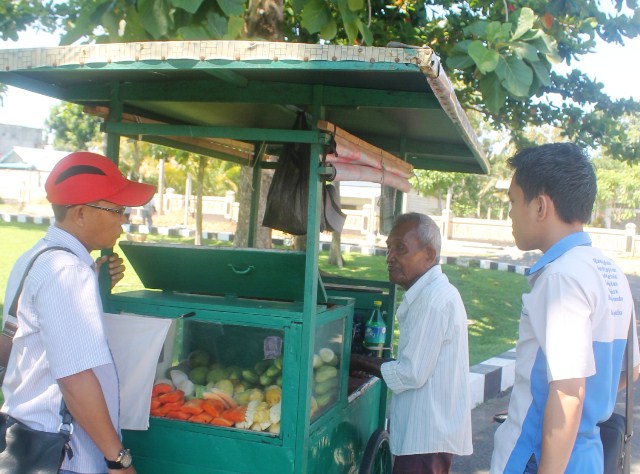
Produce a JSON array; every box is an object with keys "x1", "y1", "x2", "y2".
[{"x1": 228, "y1": 264, "x2": 254, "y2": 275}]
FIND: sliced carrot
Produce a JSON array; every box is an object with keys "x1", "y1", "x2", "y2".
[
  {"x1": 221, "y1": 406, "x2": 247, "y2": 423},
  {"x1": 152, "y1": 383, "x2": 174, "y2": 397},
  {"x1": 166, "y1": 410, "x2": 191, "y2": 420},
  {"x1": 210, "y1": 417, "x2": 234, "y2": 427},
  {"x1": 158, "y1": 390, "x2": 185, "y2": 404}
]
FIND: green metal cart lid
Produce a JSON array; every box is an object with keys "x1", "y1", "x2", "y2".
[
  {"x1": 119, "y1": 241, "x2": 327, "y2": 303},
  {"x1": 0, "y1": 40, "x2": 488, "y2": 174}
]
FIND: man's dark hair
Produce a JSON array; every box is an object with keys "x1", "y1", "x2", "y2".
[
  {"x1": 509, "y1": 143, "x2": 597, "y2": 224},
  {"x1": 51, "y1": 204, "x2": 71, "y2": 222}
]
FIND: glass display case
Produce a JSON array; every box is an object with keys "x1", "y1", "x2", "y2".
[
  {"x1": 151, "y1": 319, "x2": 284, "y2": 434},
  {"x1": 310, "y1": 318, "x2": 344, "y2": 421}
]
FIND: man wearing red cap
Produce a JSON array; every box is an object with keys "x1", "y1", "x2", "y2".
[{"x1": 1, "y1": 152, "x2": 155, "y2": 473}]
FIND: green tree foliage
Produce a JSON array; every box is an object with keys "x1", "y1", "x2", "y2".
[
  {"x1": 46, "y1": 102, "x2": 103, "y2": 151},
  {"x1": 12, "y1": 0, "x2": 637, "y2": 162},
  {"x1": 4, "y1": 0, "x2": 640, "y2": 225}
]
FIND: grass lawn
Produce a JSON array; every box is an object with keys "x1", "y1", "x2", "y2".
[{"x1": 0, "y1": 221, "x2": 527, "y2": 365}]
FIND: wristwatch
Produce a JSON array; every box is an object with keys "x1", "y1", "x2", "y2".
[{"x1": 105, "y1": 448, "x2": 132, "y2": 470}]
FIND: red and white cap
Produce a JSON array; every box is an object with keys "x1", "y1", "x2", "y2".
[{"x1": 45, "y1": 151, "x2": 155, "y2": 206}]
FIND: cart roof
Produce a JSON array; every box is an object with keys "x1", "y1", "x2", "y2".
[{"x1": 0, "y1": 41, "x2": 488, "y2": 174}]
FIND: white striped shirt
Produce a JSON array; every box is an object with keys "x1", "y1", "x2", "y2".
[
  {"x1": 2, "y1": 225, "x2": 119, "y2": 473},
  {"x1": 381, "y1": 265, "x2": 473, "y2": 456}
]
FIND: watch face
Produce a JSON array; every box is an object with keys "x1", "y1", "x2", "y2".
[{"x1": 120, "y1": 449, "x2": 132, "y2": 468}]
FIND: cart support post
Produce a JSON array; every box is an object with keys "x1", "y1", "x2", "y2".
[
  {"x1": 294, "y1": 86, "x2": 325, "y2": 474},
  {"x1": 247, "y1": 143, "x2": 263, "y2": 247},
  {"x1": 99, "y1": 81, "x2": 124, "y2": 304}
]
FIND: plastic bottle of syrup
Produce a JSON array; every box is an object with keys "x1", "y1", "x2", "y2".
[{"x1": 364, "y1": 300, "x2": 386, "y2": 357}]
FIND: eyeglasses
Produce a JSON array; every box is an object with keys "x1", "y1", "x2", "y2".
[{"x1": 66, "y1": 203, "x2": 126, "y2": 216}]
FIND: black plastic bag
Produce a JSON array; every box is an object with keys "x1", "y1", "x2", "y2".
[
  {"x1": 263, "y1": 114, "x2": 346, "y2": 235},
  {"x1": 262, "y1": 112, "x2": 311, "y2": 235}
]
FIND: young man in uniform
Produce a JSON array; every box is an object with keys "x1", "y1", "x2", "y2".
[
  {"x1": 490, "y1": 143, "x2": 639, "y2": 473},
  {"x1": 2, "y1": 151, "x2": 155, "y2": 473}
]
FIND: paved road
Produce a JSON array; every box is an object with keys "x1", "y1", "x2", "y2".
[{"x1": 441, "y1": 240, "x2": 640, "y2": 473}]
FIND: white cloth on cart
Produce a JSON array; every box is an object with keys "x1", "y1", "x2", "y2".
[{"x1": 104, "y1": 312, "x2": 173, "y2": 430}]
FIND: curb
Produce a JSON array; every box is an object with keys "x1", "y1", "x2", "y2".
[{"x1": 3, "y1": 212, "x2": 524, "y2": 408}]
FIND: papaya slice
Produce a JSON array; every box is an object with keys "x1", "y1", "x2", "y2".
[
  {"x1": 166, "y1": 410, "x2": 191, "y2": 420},
  {"x1": 221, "y1": 406, "x2": 247, "y2": 423},
  {"x1": 152, "y1": 383, "x2": 174, "y2": 397},
  {"x1": 181, "y1": 399, "x2": 204, "y2": 416},
  {"x1": 201, "y1": 399, "x2": 224, "y2": 418},
  {"x1": 211, "y1": 417, "x2": 234, "y2": 427},
  {"x1": 158, "y1": 390, "x2": 185, "y2": 404}
]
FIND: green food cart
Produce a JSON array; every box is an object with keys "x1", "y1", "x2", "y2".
[{"x1": 0, "y1": 40, "x2": 488, "y2": 474}]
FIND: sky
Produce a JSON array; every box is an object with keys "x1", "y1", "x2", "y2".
[{"x1": 0, "y1": 27, "x2": 639, "y2": 129}]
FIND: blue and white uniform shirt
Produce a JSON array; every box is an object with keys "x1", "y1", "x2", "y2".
[{"x1": 491, "y1": 232, "x2": 639, "y2": 474}]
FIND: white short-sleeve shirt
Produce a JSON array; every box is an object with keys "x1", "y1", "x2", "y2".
[{"x1": 2, "y1": 226, "x2": 120, "y2": 474}]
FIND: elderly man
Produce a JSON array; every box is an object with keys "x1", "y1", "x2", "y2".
[
  {"x1": 352, "y1": 212, "x2": 472, "y2": 474},
  {"x1": 1, "y1": 151, "x2": 155, "y2": 473}
]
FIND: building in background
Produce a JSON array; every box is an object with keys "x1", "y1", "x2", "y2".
[
  {"x1": 0, "y1": 123, "x2": 44, "y2": 156},
  {"x1": 0, "y1": 146, "x2": 68, "y2": 204}
]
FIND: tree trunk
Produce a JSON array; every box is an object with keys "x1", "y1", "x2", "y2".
[
  {"x1": 233, "y1": 0, "x2": 283, "y2": 248},
  {"x1": 195, "y1": 156, "x2": 205, "y2": 245},
  {"x1": 328, "y1": 231, "x2": 343, "y2": 267},
  {"x1": 234, "y1": 166, "x2": 273, "y2": 248}
]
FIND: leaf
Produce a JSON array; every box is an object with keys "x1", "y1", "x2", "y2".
[
  {"x1": 177, "y1": 25, "x2": 210, "y2": 39},
  {"x1": 347, "y1": 0, "x2": 364, "y2": 11},
  {"x1": 532, "y1": 32, "x2": 560, "y2": 63},
  {"x1": 355, "y1": 18, "x2": 373, "y2": 45},
  {"x1": 510, "y1": 41, "x2": 538, "y2": 62},
  {"x1": 468, "y1": 40, "x2": 500, "y2": 74},
  {"x1": 101, "y1": 10, "x2": 121, "y2": 40},
  {"x1": 139, "y1": 0, "x2": 173, "y2": 39},
  {"x1": 495, "y1": 56, "x2": 533, "y2": 97},
  {"x1": 60, "y1": 0, "x2": 112, "y2": 45},
  {"x1": 463, "y1": 20, "x2": 487, "y2": 38},
  {"x1": 171, "y1": 0, "x2": 205, "y2": 14},
  {"x1": 336, "y1": 0, "x2": 357, "y2": 24},
  {"x1": 518, "y1": 29, "x2": 543, "y2": 41},
  {"x1": 301, "y1": 0, "x2": 332, "y2": 34},
  {"x1": 225, "y1": 16, "x2": 245, "y2": 39},
  {"x1": 344, "y1": 19, "x2": 358, "y2": 44},
  {"x1": 292, "y1": 0, "x2": 307, "y2": 14},
  {"x1": 451, "y1": 40, "x2": 472, "y2": 54},
  {"x1": 216, "y1": 0, "x2": 245, "y2": 17},
  {"x1": 479, "y1": 73, "x2": 507, "y2": 114},
  {"x1": 320, "y1": 18, "x2": 337, "y2": 40},
  {"x1": 446, "y1": 54, "x2": 475, "y2": 70},
  {"x1": 511, "y1": 7, "x2": 535, "y2": 40},
  {"x1": 485, "y1": 21, "x2": 511, "y2": 43},
  {"x1": 529, "y1": 59, "x2": 551, "y2": 87},
  {"x1": 207, "y1": 11, "x2": 228, "y2": 38}
]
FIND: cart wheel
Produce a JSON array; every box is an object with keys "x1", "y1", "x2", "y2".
[{"x1": 359, "y1": 429, "x2": 392, "y2": 474}]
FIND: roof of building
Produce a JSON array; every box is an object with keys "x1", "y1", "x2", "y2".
[{"x1": 0, "y1": 146, "x2": 69, "y2": 171}]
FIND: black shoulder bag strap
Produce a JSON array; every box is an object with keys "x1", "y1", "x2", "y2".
[{"x1": 3, "y1": 245, "x2": 76, "y2": 452}]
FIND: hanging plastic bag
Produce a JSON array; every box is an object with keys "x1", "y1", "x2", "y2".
[
  {"x1": 263, "y1": 114, "x2": 347, "y2": 235},
  {"x1": 262, "y1": 112, "x2": 311, "y2": 235}
]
